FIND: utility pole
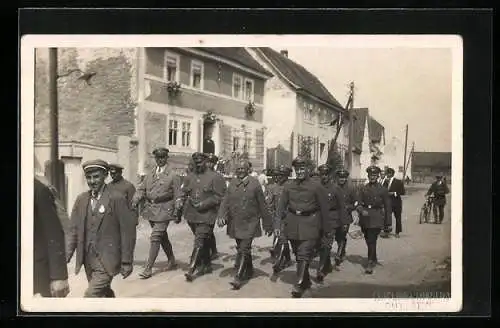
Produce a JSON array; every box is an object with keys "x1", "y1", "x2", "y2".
[
  {"x1": 346, "y1": 81, "x2": 355, "y2": 172},
  {"x1": 405, "y1": 142, "x2": 414, "y2": 177},
  {"x1": 402, "y1": 124, "x2": 409, "y2": 179}
]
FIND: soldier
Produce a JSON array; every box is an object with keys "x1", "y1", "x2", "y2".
[
  {"x1": 334, "y1": 168, "x2": 357, "y2": 264},
  {"x1": 216, "y1": 160, "x2": 273, "y2": 290},
  {"x1": 107, "y1": 163, "x2": 138, "y2": 225},
  {"x1": 205, "y1": 153, "x2": 225, "y2": 260},
  {"x1": 131, "y1": 147, "x2": 181, "y2": 279},
  {"x1": 66, "y1": 160, "x2": 136, "y2": 297},
  {"x1": 175, "y1": 152, "x2": 227, "y2": 282},
  {"x1": 276, "y1": 156, "x2": 330, "y2": 298},
  {"x1": 426, "y1": 174, "x2": 450, "y2": 224},
  {"x1": 355, "y1": 165, "x2": 392, "y2": 274},
  {"x1": 268, "y1": 165, "x2": 293, "y2": 274},
  {"x1": 315, "y1": 164, "x2": 348, "y2": 282}
]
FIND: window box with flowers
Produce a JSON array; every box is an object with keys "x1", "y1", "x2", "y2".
[
  {"x1": 245, "y1": 101, "x2": 256, "y2": 118},
  {"x1": 166, "y1": 81, "x2": 182, "y2": 95}
]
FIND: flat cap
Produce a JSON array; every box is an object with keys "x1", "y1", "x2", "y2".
[
  {"x1": 192, "y1": 152, "x2": 207, "y2": 163},
  {"x1": 385, "y1": 167, "x2": 395, "y2": 175},
  {"x1": 152, "y1": 147, "x2": 169, "y2": 157},
  {"x1": 82, "y1": 159, "x2": 109, "y2": 172},
  {"x1": 108, "y1": 163, "x2": 124, "y2": 170},
  {"x1": 206, "y1": 153, "x2": 219, "y2": 163},
  {"x1": 335, "y1": 168, "x2": 350, "y2": 178},
  {"x1": 366, "y1": 165, "x2": 381, "y2": 175},
  {"x1": 292, "y1": 156, "x2": 308, "y2": 168},
  {"x1": 318, "y1": 164, "x2": 331, "y2": 174}
]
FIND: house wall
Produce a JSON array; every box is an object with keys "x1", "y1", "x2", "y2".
[
  {"x1": 379, "y1": 136, "x2": 407, "y2": 179},
  {"x1": 35, "y1": 48, "x2": 138, "y2": 149}
]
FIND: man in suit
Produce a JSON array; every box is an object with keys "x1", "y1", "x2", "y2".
[
  {"x1": 378, "y1": 170, "x2": 387, "y2": 185},
  {"x1": 276, "y1": 156, "x2": 330, "y2": 298},
  {"x1": 383, "y1": 167, "x2": 406, "y2": 238},
  {"x1": 66, "y1": 160, "x2": 137, "y2": 297},
  {"x1": 34, "y1": 177, "x2": 70, "y2": 298},
  {"x1": 356, "y1": 166, "x2": 392, "y2": 274},
  {"x1": 217, "y1": 159, "x2": 273, "y2": 290},
  {"x1": 175, "y1": 152, "x2": 227, "y2": 282},
  {"x1": 426, "y1": 174, "x2": 450, "y2": 224},
  {"x1": 107, "y1": 163, "x2": 138, "y2": 225},
  {"x1": 132, "y1": 147, "x2": 182, "y2": 279}
]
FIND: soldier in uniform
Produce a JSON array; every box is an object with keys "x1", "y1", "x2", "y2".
[
  {"x1": 107, "y1": 163, "x2": 138, "y2": 225},
  {"x1": 66, "y1": 160, "x2": 136, "y2": 297},
  {"x1": 205, "y1": 153, "x2": 225, "y2": 260},
  {"x1": 426, "y1": 174, "x2": 450, "y2": 224},
  {"x1": 276, "y1": 156, "x2": 330, "y2": 298},
  {"x1": 216, "y1": 160, "x2": 273, "y2": 290},
  {"x1": 131, "y1": 147, "x2": 181, "y2": 279},
  {"x1": 334, "y1": 168, "x2": 357, "y2": 264},
  {"x1": 355, "y1": 165, "x2": 392, "y2": 274},
  {"x1": 175, "y1": 152, "x2": 227, "y2": 282},
  {"x1": 268, "y1": 165, "x2": 293, "y2": 275},
  {"x1": 315, "y1": 164, "x2": 348, "y2": 282}
]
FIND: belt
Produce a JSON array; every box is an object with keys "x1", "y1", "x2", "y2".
[
  {"x1": 329, "y1": 207, "x2": 338, "y2": 211},
  {"x1": 288, "y1": 208, "x2": 317, "y2": 216}
]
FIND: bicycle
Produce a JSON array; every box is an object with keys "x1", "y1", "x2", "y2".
[{"x1": 419, "y1": 196, "x2": 435, "y2": 224}]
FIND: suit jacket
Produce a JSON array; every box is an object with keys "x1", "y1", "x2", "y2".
[
  {"x1": 108, "y1": 178, "x2": 138, "y2": 224},
  {"x1": 133, "y1": 165, "x2": 182, "y2": 222},
  {"x1": 34, "y1": 178, "x2": 68, "y2": 296},
  {"x1": 35, "y1": 175, "x2": 70, "y2": 234},
  {"x1": 66, "y1": 185, "x2": 137, "y2": 276},
  {"x1": 218, "y1": 176, "x2": 272, "y2": 239},
  {"x1": 426, "y1": 180, "x2": 450, "y2": 206},
  {"x1": 384, "y1": 177, "x2": 406, "y2": 208}
]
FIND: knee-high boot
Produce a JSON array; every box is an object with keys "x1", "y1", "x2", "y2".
[
  {"x1": 316, "y1": 248, "x2": 332, "y2": 282},
  {"x1": 234, "y1": 252, "x2": 242, "y2": 269},
  {"x1": 273, "y1": 242, "x2": 292, "y2": 274},
  {"x1": 201, "y1": 239, "x2": 213, "y2": 274},
  {"x1": 185, "y1": 246, "x2": 203, "y2": 282},
  {"x1": 292, "y1": 261, "x2": 311, "y2": 298},
  {"x1": 161, "y1": 234, "x2": 177, "y2": 270},
  {"x1": 230, "y1": 254, "x2": 248, "y2": 290},
  {"x1": 140, "y1": 240, "x2": 161, "y2": 279}
]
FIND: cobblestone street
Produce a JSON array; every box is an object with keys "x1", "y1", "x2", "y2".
[{"x1": 66, "y1": 184, "x2": 452, "y2": 298}]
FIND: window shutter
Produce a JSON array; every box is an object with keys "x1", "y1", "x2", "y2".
[
  {"x1": 255, "y1": 128, "x2": 265, "y2": 171},
  {"x1": 221, "y1": 123, "x2": 232, "y2": 157}
]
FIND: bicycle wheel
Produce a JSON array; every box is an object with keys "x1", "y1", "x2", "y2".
[{"x1": 419, "y1": 205, "x2": 428, "y2": 224}]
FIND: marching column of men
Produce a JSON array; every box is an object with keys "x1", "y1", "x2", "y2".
[{"x1": 37, "y1": 143, "x2": 416, "y2": 298}]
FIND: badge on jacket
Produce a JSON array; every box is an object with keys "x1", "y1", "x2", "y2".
[{"x1": 98, "y1": 204, "x2": 106, "y2": 213}]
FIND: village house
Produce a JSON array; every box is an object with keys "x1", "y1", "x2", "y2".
[
  {"x1": 246, "y1": 48, "x2": 348, "y2": 171},
  {"x1": 411, "y1": 151, "x2": 452, "y2": 184},
  {"x1": 351, "y1": 107, "x2": 386, "y2": 180},
  {"x1": 34, "y1": 47, "x2": 273, "y2": 212}
]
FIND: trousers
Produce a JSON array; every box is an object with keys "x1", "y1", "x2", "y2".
[
  {"x1": 83, "y1": 247, "x2": 114, "y2": 298},
  {"x1": 391, "y1": 203, "x2": 403, "y2": 233},
  {"x1": 361, "y1": 228, "x2": 381, "y2": 264},
  {"x1": 236, "y1": 238, "x2": 253, "y2": 256},
  {"x1": 433, "y1": 204, "x2": 445, "y2": 222},
  {"x1": 188, "y1": 222, "x2": 212, "y2": 249},
  {"x1": 289, "y1": 239, "x2": 316, "y2": 262}
]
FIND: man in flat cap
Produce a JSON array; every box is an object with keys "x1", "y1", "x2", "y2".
[
  {"x1": 132, "y1": 147, "x2": 181, "y2": 279},
  {"x1": 382, "y1": 167, "x2": 406, "y2": 237},
  {"x1": 175, "y1": 152, "x2": 227, "y2": 282},
  {"x1": 334, "y1": 168, "x2": 357, "y2": 264},
  {"x1": 315, "y1": 164, "x2": 348, "y2": 282},
  {"x1": 276, "y1": 156, "x2": 330, "y2": 298},
  {"x1": 269, "y1": 165, "x2": 293, "y2": 275},
  {"x1": 204, "y1": 153, "x2": 225, "y2": 260},
  {"x1": 66, "y1": 160, "x2": 137, "y2": 297},
  {"x1": 107, "y1": 163, "x2": 138, "y2": 225},
  {"x1": 216, "y1": 159, "x2": 273, "y2": 290},
  {"x1": 355, "y1": 165, "x2": 392, "y2": 274},
  {"x1": 426, "y1": 174, "x2": 450, "y2": 224}
]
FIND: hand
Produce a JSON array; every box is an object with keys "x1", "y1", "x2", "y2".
[
  {"x1": 50, "y1": 280, "x2": 70, "y2": 298},
  {"x1": 384, "y1": 225, "x2": 393, "y2": 233},
  {"x1": 174, "y1": 216, "x2": 182, "y2": 224},
  {"x1": 274, "y1": 229, "x2": 281, "y2": 237},
  {"x1": 217, "y1": 217, "x2": 226, "y2": 228},
  {"x1": 121, "y1": 263, "x2": 133, "y2": 279},
  {"x1": 265, "y1": 230, "x2": 273, "y2": 237}
]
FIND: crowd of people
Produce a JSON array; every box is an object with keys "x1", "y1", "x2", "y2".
[{"x1": 33, "y1": 146, "x2": 450, "y2": 299}]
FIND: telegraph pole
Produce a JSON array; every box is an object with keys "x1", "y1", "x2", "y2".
[
  {"x1": 346, "y1": 81, "x2": 355, "y2": 172},
  {"x1": 402, "y1": 124, "x2": 409, "y2": 179},
  {"x1": 47, "y1": 48, "x2": 62, "y2": 194}
]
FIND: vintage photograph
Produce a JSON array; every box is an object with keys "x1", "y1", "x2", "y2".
[{"x1": 21, "y1": 35, "x2": 462, "y2": 312}]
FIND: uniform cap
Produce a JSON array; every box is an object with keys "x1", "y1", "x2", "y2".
[
  {"x1": 108, "y1": 163, "x2": 124, "y2": 170},
  {"x1": 82, "y1": 159, "x2": 109, "y2": 173},
  {"x1": 192, "y1": 152, "x2": 207, "y2": 163},
  {"x1": 235, "y1": 159, "x2": 251, "y2": 169},
  {"x1": 318, "y1": 164, "x2": 331, "y2": 174},
  {"x1": 275, "y1": 165, "x2": 291, "y2": 176},
  {"x1": 335, "y1": 168, "x2": 350, "y2": 178},
  {"x1": 366, "y1": 165, "x2": 381, "y2": 175},
  {"x1": 292, "y1": 156, "x2": 308, "y2": 168},
  {"x1": 152, "y1": 147, "x2": 169, "y2": 157}
]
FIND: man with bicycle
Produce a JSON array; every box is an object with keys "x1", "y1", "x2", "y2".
[{"x1": 426, "y1": 174, "x2": 450, "y2": 224}]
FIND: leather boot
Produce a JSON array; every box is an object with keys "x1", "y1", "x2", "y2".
[
  {"x1": 139, "y1": 241, "x2": 161, "y2": 279},
  {"x1": 234, "y1": 252, "x2": 242, "y2": 269},
  {"x1": 161, "y1": 236, "x2": 177, "y2": 270},
  {"x1": 292, "y1": 262, "x2": 311, "y2": 298},
  {"x1": 335, "y1": 240, "x2": 346, "y2": 266},
  {"x1": 247, "y1": 254, "x2": 254, "y2": 278},
  {"x1": 185, "y1": 247, "x2": 203, "y2": 282},
  {"x1": 365, "y1": 260, "x2": 375, "y2": 274},
  {"x1": 201, "y1": 243, "x2": 213, "y2": 275},
  {"x1": 273, "y1": 242, "x2": 291, "y2": 274},
  {"x1": 316, "y1": 248, "x2": 331, "y2": 283},
  {"x1": 209, "y1": 234, "x2": 219, "y2": 260},
  {"x1": 230, "y1": 254, "x2": 248, "y2": 290},
  {"x1": 104, "y1": 287, "x2": 115, "y2": 298}
]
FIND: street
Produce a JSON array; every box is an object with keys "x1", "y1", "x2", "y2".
[{"x1": 66, "y1": 184, "x2": 451, "y2": 298}]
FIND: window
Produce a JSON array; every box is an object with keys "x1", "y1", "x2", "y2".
[
  {"x1": 232, "y1": 74, "x2": 243, "y2": 99},
  {"x1": 168, "y1": 120, "x2": 179, "y2": 146},
  {"x1": 244, "y1": 78, "x2": 254, "y2": 102},
  {"x1": 190, "y1": 60, "x2": 204, "y2": 89},
  {"x1": 233, "y1": 136, "x2": 240, "y2": 152},
  {"x1": 181, "y1": 122, "x2": 191, "y2": 147},
  {"x1": 308, "y1": 103, "x2": 314, "y2": 122},
  {"x1": 165, "y1": 54, "x2": 179, "y2": 82},
  {"x1": 243, "y1": 137, "x2": 252, "y2": 153}
]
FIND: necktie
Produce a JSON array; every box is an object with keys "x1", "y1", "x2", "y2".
[{"x1": 91, "y1": 192, "x2": 98, "y2": 211}]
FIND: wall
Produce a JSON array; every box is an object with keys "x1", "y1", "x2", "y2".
[
  {"x1": 35, "y1": 48, "x2": 138, "y2": 149},
  {"x1": 379, "y1": 136, "x2": 407, "y2": 179}
]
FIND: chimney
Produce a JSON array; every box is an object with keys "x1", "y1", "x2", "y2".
[{"x1": 280, "y1": 50, "x2": 288, "y2": 58}]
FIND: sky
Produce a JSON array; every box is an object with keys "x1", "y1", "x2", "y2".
[{"x1": 272, "y1": 47, "x2": 453, "y2": 153}]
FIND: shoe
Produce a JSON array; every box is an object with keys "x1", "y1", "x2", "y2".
[
  {"x1": 185, "y1": 247, "x2": 203, "y2": 282},
  {"x1": 395, "y1": 233, "x2": 400, "y2": 238},
  {"x1": 139, "y1": 269, "x2": 153, "y2": 279},
  {"x1": 292, "y1": 261, "x2": 310, "y2": 298},
  {"x1": 230, "y1": 254, "x2": 248, "y2": 290}
]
